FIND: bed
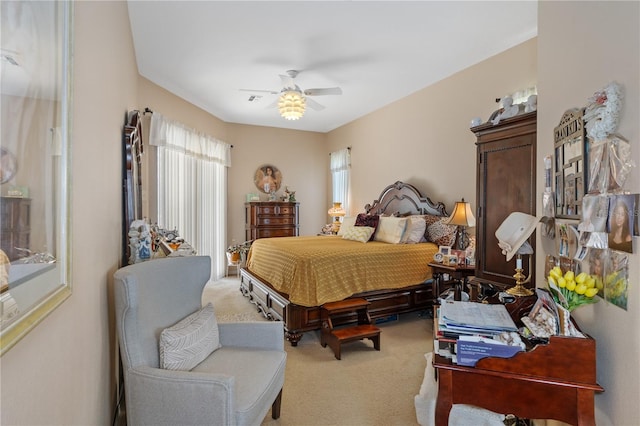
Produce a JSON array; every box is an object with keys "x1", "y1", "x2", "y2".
[{"x1": 240, "y1": 181, "x2": 450, "y2": 345}]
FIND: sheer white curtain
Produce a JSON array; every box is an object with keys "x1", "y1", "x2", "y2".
[
  {"x1": 330, "y1": 147, "x2": 351, "y2": 215},
  {"x1": 149, "y1": 113, "x2": 232, "y2": 279}
]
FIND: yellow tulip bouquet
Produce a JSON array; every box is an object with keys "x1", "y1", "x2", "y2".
[{"x1": 547, "y1": 266, "x2": 599, "y2": 312}]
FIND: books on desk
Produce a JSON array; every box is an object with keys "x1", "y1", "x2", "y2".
[{"x1": 439, "y1": 300, "x2": 518, "y2": 338}]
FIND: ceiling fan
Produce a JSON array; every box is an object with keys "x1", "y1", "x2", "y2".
[{"x1": 241, "y1": 69, "x2": 342, "y2": 113}]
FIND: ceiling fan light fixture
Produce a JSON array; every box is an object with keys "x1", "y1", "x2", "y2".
[{"x1": 278, "y1": 90, "x2": 306, "y2": 120}]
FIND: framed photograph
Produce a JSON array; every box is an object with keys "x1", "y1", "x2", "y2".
[
  {"x1": 452, "y1": 249, "x2": 466, "y2": 265},
  {"x1": 254, "y1": 164, "x2": 283, "y2": 194},
  {"x1": 438, "y1": 246, "x2": 451, "y2": 256}
]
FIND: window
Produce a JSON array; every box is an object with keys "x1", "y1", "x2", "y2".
[
  {"x1": 149, "y1": 113, "x2": 231, "y2": 279},
  {"x1": 330, "y1": 148, "x2": 351, "y2": 215}
]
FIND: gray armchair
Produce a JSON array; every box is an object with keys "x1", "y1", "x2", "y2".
[{"x1": 113, "y1": 256, "x2": 286, "y2": 425}]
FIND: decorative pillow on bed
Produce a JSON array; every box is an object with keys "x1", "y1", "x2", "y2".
[
  {"x1": 374, "y1": 216, "x2": 408, "y2": 244},
  {"x1": 355, "y1": 213, "x2": 380, "y2": 241},
  {"x1": 159, "y1": 303, "x2": 221, "y2": 371},
  {"x1": 337, "y1": 216, "x2": 357, "y2": 236},
  {"x1": 401, "y1": 215, "x2": 427, "y2": 244},
  {"x1": 424, "y1": 215, "x2": 457, "y2": 246},
  {"x1": 342, "y1": 226, "x2": 376, "y2": 243}
]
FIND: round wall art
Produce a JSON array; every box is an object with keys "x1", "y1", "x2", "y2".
[
  {"x1": 254, "y1": 164, "x2": 282, "y2": 193},
  {"x1": 1, "y1": 147, "x2": 18, "y2": 184}
]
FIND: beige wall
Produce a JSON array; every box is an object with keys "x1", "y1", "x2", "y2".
[
  {"x1": 1, "y1": 1, "x2": 138, "y2": 423},
  {"x1": 327, "y1": 39, "x2": 537, "y2": 220},
  {"x1": 225, "y1": 124, "x2": 327, "y2": 241},
  {"x1": 1, "y1": 2, "x2": 637, "y2": 425},
  {"x1": 538, "y1": 2, "x2": 639, "y2": 425}
]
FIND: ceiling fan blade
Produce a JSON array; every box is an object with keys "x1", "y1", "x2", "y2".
[
  {"x1": 304, "y1": 87, "x2": 342, "y2": 96},
  {"x1": 305, "y1": 97, "x2": 325, "y2": 111},
  {"x1": 279, "y1": 74, "x2": 295, "y2": 89},
  {"x1": 239, "y1": 88, "x2": 279, "y2": 95},
  {"x1": 265, "y1": 98, "x2": 279, "y2": 109}
]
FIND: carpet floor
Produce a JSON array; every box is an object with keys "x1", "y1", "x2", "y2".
[{"x1": 202, "y1": 277, "x2": 434, "y2": 426}]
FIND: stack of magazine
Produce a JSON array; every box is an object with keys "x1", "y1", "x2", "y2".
[{"x1": 438, "y1": 300, "x2": 518, "y2": 339}]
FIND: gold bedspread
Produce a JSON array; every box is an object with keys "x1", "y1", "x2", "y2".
[{"x1": 246, "y1": 235, "x2": 438, "y2": 307}]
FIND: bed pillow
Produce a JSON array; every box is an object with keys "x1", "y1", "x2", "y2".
[
  {"x1": 424, "y1": 215, "x2": 457, "y2": 247},
  {"x1": 337, "y1": 216, "x2": 357, "y2": 236},
  {"x1": 374, "y1": 216, "x2": 408, "y2": 244},
  {"x1": 159, "y1": 302, "x2": 221, "y2": 371},
  {"x1": 355, "y1": 213, "x2": 380, "y2": 241},
  {"x1": 401, "y1": 215, "x2": 427, "y2": 244},
  {"x1": 342, "y1": 226, "x2": 376, "y2": 243}
]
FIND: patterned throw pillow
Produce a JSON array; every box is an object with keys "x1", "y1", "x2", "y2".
[
  {"x1": 424, "y1": 215, "x2": 457, "y2": 246},
  {"x1": 159, "y1": 303, "x2": 221, "y2": 371},
  {"x1": 342, "y1": 226, "x2": 376, "y2": 243},
  {"x1": 355, "y1": 213, "x2": 380, "y2": 241}
]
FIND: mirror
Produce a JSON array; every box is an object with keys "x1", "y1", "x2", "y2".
[
  {"x1": 1, "y1": 1, "x2": 73, "y2": 355},
  {"x1": 554, "y1": 109, "x2": 587, "y2": 219}
]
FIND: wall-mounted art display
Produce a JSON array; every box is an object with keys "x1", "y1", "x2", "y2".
[{"x1": 254, "y1": 164, "x2": 282, "y2": 194}]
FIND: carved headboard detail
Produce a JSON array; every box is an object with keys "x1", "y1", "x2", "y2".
[{"x1": 364, "y1": 181, "x2": 448, "y2": 217}]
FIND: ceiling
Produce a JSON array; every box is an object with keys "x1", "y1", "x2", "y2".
[{"x1": 127, "y1": 1, "x2": 537, "y2": 133}]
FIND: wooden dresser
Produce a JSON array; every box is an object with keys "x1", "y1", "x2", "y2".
[
  {"x1": 245, "y1": 202, "x2": 299, "y2": 240},
  {"x1": 1, "y1": 197, "x2": 31, "y2": 261},
  {"x1": 471, "y1": 111, "x2": 537, "y2": 289}
]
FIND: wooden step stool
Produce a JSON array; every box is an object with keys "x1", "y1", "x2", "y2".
[{"x1": 320, "y1": 298, "x2": 381, "y2": 360}]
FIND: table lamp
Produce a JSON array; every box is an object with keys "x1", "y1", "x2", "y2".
[
  {"x1": 328, "y1": 202, "x2": 346, "y2": 234},
  {"x1": 445, "y1": 198, "x2": 476, "y2": 250},
  {"x1": 495, "y1": 212, "x2": 539, "y2": 297}
]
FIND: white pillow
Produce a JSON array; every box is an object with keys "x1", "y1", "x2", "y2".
[
  {"x1": 374, "y1": 216, "x2": 408, "y2": 244},
  {"x1": 401, "y1": 215, "x2": 427, "y2": 244},
  {"x1": 159, "y1": 303, "x2": 221, "y2": 371},
  {"x1": 337, "y1": 216, "x2": 357, "y2": 236},
  {"x1": 342, "y1": 226, "x2": 375, "y2": 243}
]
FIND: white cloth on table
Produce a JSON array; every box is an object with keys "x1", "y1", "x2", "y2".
[{"x1": 414, "y1": 352, "x2": 506, "y2": 426}]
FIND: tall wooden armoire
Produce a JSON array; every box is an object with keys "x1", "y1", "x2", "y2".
[{"x1": 472, "y1": 111, "x2": 537, "y2": 289}]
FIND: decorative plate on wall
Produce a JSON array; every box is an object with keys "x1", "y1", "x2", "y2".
[{"x1": 254, "y1": 164, "x2": 282, "y2": 193}]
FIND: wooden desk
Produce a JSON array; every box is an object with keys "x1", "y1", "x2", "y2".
[
  {"x1": 433, "y1": 312, "x2": 604, "y2": 425},
  {"x1": 428, "y1": 262, "x2": 475, "y2": 301}
]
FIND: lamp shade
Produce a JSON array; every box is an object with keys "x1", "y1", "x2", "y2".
[
  {"x1": 445, "y1": 199, "x2": 476, "y2": 227},
  {"x1": 495, "y1": 212, "x2": 539, "y2": 261},
  {"x1": 328, "y1": 202, "x2": 346, "y2": 218},
  {"x1": 278, "y1": 90, "x2": 306, "y2": 120}
]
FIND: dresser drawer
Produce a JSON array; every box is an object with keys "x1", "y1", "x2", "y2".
[
  {"x1": 255, "y1": 205, "x2": 296, "y2": 216},
  {"x1": 256, "y1": 228, "x2": 297, "y2": 238},
  {"x1": 256, "y1": 216, "x2": 296, "y2": 226}
]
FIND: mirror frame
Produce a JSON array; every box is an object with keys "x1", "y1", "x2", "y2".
[
  {"x1": 554, "y1": 108, "x2": 587, "y2": 220},
  {"x1": 0, "y1": 1, "x2": 73, "y2": 356}
]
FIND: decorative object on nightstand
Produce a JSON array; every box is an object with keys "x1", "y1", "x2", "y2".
[
  {"x1": 328, "y1": 202, "x2": 346, "y2": 234},
  {"x1": 444, "y1": 199, "x2": 476, "y2": 250},
  {"x1": 495, "y1": 212, "x2": 540, "y2": 297}
]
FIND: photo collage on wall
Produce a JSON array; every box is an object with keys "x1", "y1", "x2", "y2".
[{"x1": 542, "y1": 83, "x2": 640, "y2": 310}]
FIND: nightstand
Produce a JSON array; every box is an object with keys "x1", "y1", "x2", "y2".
[{"x1": 428, "y1": 262, "x2": 475, "y2": 301}]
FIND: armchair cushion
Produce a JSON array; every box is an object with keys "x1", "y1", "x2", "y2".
[{"x1": 159, "y1": 302, "x2": 221, "y2": 371}]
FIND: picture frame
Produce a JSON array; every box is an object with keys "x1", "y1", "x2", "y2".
[
  {"x1": 254, "y1": 164, "x2": 283, "y2": 194},
  {"x1": 554, "y1": 109, "x2": 587, "y2": 219},
  {"x1": 438, "y1": 246, "x2": 451, "y2": 256}
]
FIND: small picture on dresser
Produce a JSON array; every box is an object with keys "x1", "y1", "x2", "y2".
[{"x1": 254, "y1": 164, "x2": 283, "y2": 194}]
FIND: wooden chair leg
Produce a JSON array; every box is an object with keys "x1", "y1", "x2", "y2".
[{"x1": 271, "y1": 388, "x2": 283, "y2": 419}]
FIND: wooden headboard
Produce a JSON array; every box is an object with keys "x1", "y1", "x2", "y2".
[{"x1": 364, "y1": 181, "x2": 448, "y2": 217}]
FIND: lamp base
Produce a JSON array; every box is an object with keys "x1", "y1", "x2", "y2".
[
  {"x1": 506, "y1": 268, "x2": 534, "y2": 297},
  {"x1": 506, "y1": 284, "x2": 534, "y2": 297},
  {"x1": 331, "y1": 220, "x2": 341, "y2": 234}
]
